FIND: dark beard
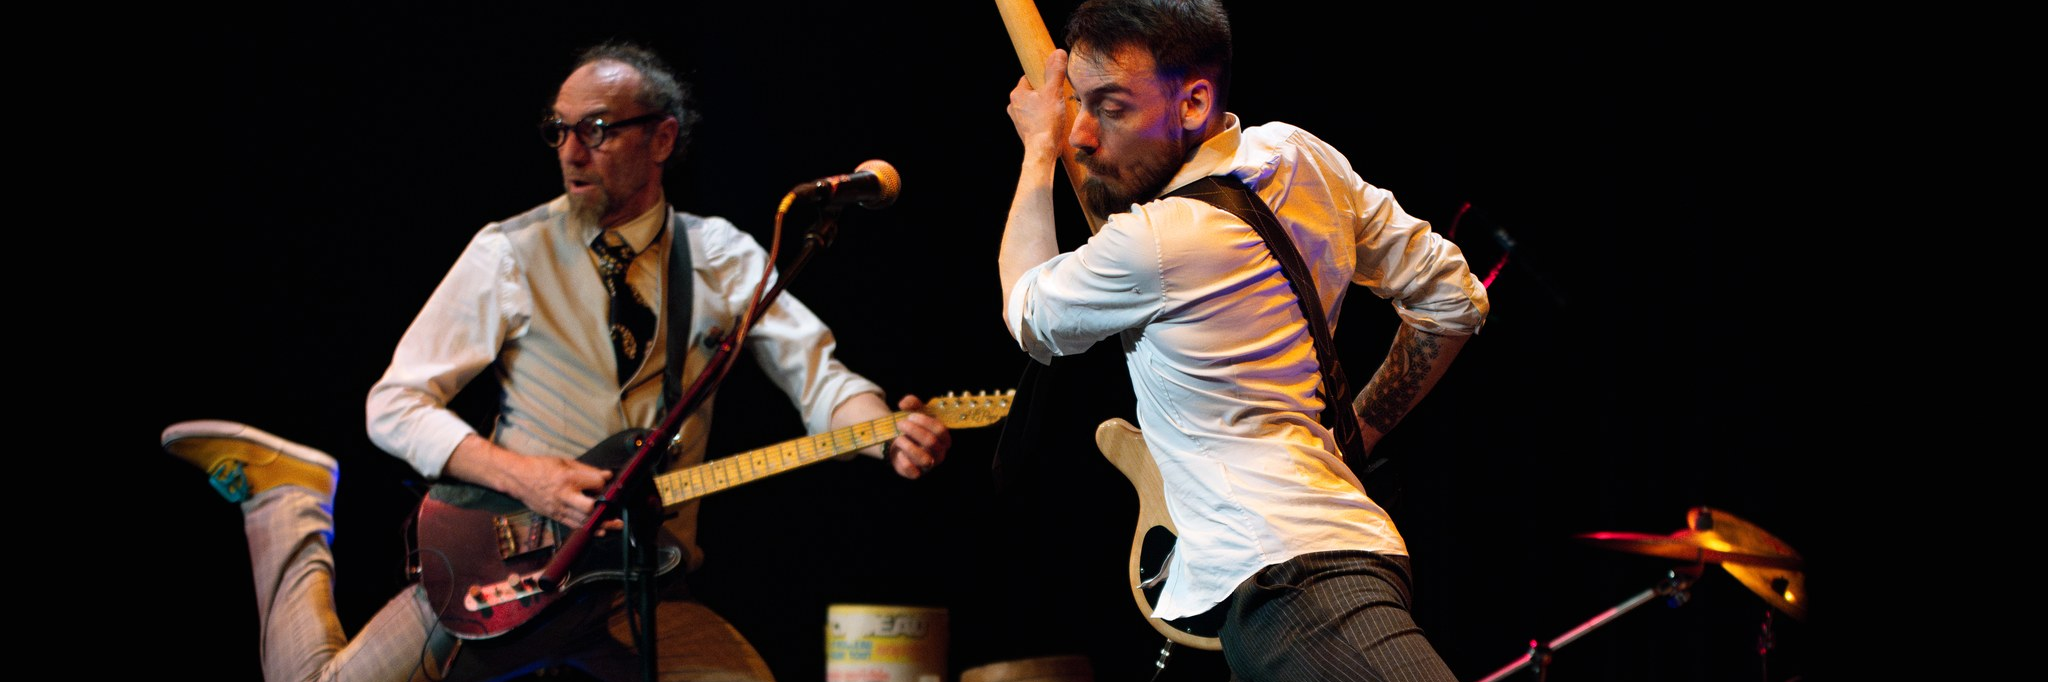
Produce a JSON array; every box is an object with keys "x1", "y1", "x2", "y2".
[
  {"x1": 1081, "y1": 175, "x2": 1146, "y2": 219},
  {"x1": 1076, "y1": 132, "x2": 1185, "y2": 219}
]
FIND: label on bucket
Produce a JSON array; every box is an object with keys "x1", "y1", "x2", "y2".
[{"x1": 826, "y1": 604, "x2": 947, "y2": 682}]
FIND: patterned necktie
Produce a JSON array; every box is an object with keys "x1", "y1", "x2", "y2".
[{"x1": 592, "y1": 233, "x2": 658, "y2": 386}]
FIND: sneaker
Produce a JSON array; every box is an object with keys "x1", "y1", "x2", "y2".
[{"x1": 161, "y1": 420, "x2": 338, "y2": 503}]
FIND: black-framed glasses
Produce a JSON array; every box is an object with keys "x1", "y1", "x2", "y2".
[{"x1": 539, "y1": 112, "x2": 666, "y2": 149}]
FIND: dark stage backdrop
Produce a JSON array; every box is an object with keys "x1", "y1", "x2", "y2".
[{"x1": 125, "y1": 2, "x2": 1839, "y2": 680}]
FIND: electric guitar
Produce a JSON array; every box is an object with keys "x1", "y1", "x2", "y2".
[
  {"x1": 413, "y1": 390, "x2": 1016, "y2": 639},
  {"x1": 1095, "y1": 418, "x2": 1225, "y2": 651}
]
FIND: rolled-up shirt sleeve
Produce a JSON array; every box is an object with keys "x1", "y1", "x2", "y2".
[
  {"x1": 1005, "y1": 212, "x2": 1169, "y2": 364},
  {"x1": 365, "y1": 227, "x2": 530, "y2": 478},
  {"x1": 1348, "y1": 183, "x2": 1490, "y2": 336}
]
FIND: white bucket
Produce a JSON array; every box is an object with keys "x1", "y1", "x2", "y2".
[{"x1": 826, "y1": 603, "x2": 948, "y2": 682}]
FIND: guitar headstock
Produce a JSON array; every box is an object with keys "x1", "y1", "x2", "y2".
[{"x1": 921, "y1": 389, "x2": 1018, "y2": 429}]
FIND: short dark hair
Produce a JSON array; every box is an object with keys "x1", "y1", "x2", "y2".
[
  {"x1": 1065, "y1": 0, "x2": 1232, "y2": 108},
  {"x1": 573, "y1": 41, "x2": 698, "y2": 165}
]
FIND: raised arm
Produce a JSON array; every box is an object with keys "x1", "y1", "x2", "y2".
[{"x1": 1000, "y1": 48, "x2": 1073, "y2": 327}]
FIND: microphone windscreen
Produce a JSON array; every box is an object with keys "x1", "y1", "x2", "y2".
[{"x1": 855, "y1": 159, "x2": 900, "y2": 208}]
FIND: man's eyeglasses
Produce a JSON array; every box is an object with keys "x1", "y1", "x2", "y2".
[{"x1": 539, "y1": 112, "x2": 666, "y2": 149}]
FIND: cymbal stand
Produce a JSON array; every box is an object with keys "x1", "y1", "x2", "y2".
[
  {"x1": 1756, "y1": 609, "x2": 1776, "y2": 682},
  {"x1": 1475, "y1": 565, "x2": 1701, "y2": 682}
]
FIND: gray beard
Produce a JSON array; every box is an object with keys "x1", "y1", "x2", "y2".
[{"x1": 568, "y1": 190, "x2": 609, "y2": 226}]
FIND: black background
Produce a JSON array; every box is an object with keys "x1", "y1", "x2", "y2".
[{"x1": 123, "y1": 1, "x2": 1844, "y2": 680}]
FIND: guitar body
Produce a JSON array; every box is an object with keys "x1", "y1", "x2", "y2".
[
  {"x1": 414, "y1": 429, "x2": 683, "y2": 640},
  {"x1": 1095, "y1": 418, "x2": 1224, "y2": 651},
  {"x1": 413, "y1": 391, "x2": 1015, "y2": 640}
]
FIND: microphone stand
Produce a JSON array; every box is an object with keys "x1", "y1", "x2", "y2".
[
  {"x1": 1475, "y1": 565, "x2": 1701, "y2": 682},
  {"x1": 621, "y1": 475, "x2": 660, "y2": 682},
  {"x1": 540, "y1": 196, "x2": 847, "y2": 681}
]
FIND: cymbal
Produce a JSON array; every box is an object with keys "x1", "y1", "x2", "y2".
[
  {"x1": 1575, "y1": 530, "x2": 1805, "y2": 570},
  {"x1": 1689, "y1": 506, "x2": 1807, "y2": 622}
]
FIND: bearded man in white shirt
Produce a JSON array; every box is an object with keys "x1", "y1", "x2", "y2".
[{"x1": 998, "y1": 1, "x2": 1489, "y2": 679}]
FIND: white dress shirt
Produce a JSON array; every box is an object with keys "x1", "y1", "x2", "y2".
[
  {"x1": 1007, "y1": 115, "x2": 1489, "y2": 619},
  {"x1": 367, "y1": 196, "x2": 881, "y2": 568}
]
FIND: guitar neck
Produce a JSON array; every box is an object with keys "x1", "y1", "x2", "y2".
[{"x1": 652, "y1": 411, "x2": 908, "y2": 506}]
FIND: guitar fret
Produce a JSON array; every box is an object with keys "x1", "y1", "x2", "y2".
[{"x1": 686, "y1": 467, "x2": 707, "y2": 496}]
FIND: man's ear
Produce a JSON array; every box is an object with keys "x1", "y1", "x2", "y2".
[
  {"x1": 652, "y1": 115, "x2": 680, "y2": 164},
  {"x1": 1179, "y1": 77, "x2": 1213, "y2": 133}
]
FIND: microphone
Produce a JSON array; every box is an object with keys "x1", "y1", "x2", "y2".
[{"x1": 788, "y1": 159, "x2": 900, "y2": 210}]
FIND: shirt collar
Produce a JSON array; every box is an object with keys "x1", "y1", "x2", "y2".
[
  {"x1": 1159, "y1": 112, "x2": 1243, "y2": 197},
  {"x1": 582, "y1": 199, "x2": 668, "y2": 253}
]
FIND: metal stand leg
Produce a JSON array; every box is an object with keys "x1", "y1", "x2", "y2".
[
  {"x1": 1756, "y1": 609, "x2": 1775, "y2": 682},
  {"x1": 1475, "y1": 567, "x2": 1699, "y2": 682}
]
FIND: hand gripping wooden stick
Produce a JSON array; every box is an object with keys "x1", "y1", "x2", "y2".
[{"x1": 994, "y1": 0, "x2": 1107, "y2": 233}]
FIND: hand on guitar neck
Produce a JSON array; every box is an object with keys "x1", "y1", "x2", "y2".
[{"x1": 832, "y1": 392, "x2": 954, "y2": 480}]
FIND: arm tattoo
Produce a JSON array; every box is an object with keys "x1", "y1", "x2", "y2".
[{"x1": 1355, "y1": 325, "x2": 1443, "y2": 434}]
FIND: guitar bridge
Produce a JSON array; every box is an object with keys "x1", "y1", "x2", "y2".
[
  {"x1": 463, "y1": 571, "x2": 547, "y2": 612},
  {"x1": 492, "y1": 511, "x2": 559, "y2": 560}
]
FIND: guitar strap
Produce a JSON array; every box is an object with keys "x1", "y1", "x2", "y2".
[
  {"x1": 1162, "y1": 176, "x2": 1390, "y2": 488},
  {"x1": 662, "y1": 208, "x2": 696, "y2": 417}
]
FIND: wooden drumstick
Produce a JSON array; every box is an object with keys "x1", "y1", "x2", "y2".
[{"x1": 994, "y1": 0, "x2": 1107, "y2": 234}]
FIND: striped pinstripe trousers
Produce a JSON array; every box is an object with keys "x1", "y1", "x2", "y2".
[{"x1": 1219, "y1": 550, "x2": 1456, "y2": 682}]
